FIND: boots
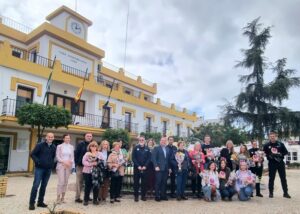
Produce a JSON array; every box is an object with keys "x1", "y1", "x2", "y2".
[{"x1": 256, "y1": 183, "x2": 263, "y2": 197}]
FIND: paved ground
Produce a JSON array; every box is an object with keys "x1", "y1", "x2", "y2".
[{"x1": 0, "y1": 170, "x2": 300, "y2": 214}]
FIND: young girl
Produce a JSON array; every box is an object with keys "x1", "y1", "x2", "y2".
[
  {"x1": 235, "y1": 161, "x2": 255, "y2": 201},
  {"x1": 236, "y1": 145, "x2": 250, "y2": 171},
  {"x1": 201, "y1": 162, "x2": 221, "y2": 201},
  {"x1": 189, "y1": 142, "x2": 205, "y2": 198},
  {"x1": 218, "y1": 159, "x2": 236, "y2": 201}
]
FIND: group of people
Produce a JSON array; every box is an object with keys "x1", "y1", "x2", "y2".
[{"x1": 28, "y1": 131, "x2": 291, "y2": 211}]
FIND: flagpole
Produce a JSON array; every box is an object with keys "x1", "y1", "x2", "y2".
[
  {"x1": 42, "y1": 56, "x2": 56, "y2": 105},
  {"x1": 100, "y1": 79, "x2": 116, "y2": 129},
  {"x1": 73, "y1": 68, "x2": 89, "y2": 124}
]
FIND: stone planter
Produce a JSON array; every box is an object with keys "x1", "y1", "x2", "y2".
[{"x1": 0, "y1": 176, "x2": 8, "y2": 197}]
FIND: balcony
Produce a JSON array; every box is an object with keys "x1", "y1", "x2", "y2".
[
  {"x1": 1, "y1": 98, "x2": 139, "y2": 135},
  {"x1": 143, "y1": 125, "x2": 158, "y2": 133}
]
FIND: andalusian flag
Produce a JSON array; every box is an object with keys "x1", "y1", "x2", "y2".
[{"x1": 74, "y1": 68, "x2": 88, "y2": 103}]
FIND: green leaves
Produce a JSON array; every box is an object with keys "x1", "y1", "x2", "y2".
[
  {"x1": 102, "y1": 129, "x2": 130, "y2": 149},
  {"x1": 224, "y1": 18, "x2": 300, "y2": 141},
  {"x1": 17, "y1": 103, "x2": 72, "y2": 139},
  {"x1": 139, "y1": 132, "x2": 162, "y2": 144}
]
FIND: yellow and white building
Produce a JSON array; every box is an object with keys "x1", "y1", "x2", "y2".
[{"x1": 0, "y1": 6, "x2": 197, "y2": 173}]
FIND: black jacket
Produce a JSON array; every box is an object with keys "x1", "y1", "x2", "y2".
[
  {"x1": 74, "y1": 141, "x2": 90, "y2": 167},
  {"x1": 30, "y1": 141, "x2": 56, "y2": 169},
  {"x1": 152, "y1": 145, "x2": 171, "y2": 171},
  {"x1": 132, "y1": 144, "x2": 151, "y2": 169},
  {"x1": 167, "y1": 144, "x2": 177, "y2": 170},
  {"x1": 263, "y1": 141, "x2": 288, "y2": 163}
]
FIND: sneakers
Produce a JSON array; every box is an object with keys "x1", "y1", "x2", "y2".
[
  {"x1": 29, "y1": 204, "x2": 35, "y2": 210},
  {"x1": 37, "y1": 202, "x2": 48, "y2": 208},
  {"x1": 283, "y1": 193, "x2": 291, "y2": 199}
]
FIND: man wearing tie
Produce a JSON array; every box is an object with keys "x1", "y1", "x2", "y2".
[{"x1": 152, "y1": 137, "x2": 171, "y2": 202}]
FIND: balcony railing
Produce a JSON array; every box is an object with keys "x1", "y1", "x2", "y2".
[
  {"x1": 1, "y1": 98, "x2": 139, "y2": 134},
  {"x1": 0, "y1": 15, "x2": 33, "y2": 34},
  {"x1": 61, "y1": 64, "x2": 89, "y2": 79},
  {"x1": 143, "y1": 125, "x2": 158, "y2": 133},
  {"x1": 94, "y1": 75, "x2": 119, "y2": 90},
  {"x1": 11, "y1": 47, "x2": 54, "y2": 68}
]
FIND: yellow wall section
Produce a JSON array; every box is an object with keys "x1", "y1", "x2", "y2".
[
  {"x1": 160, "y1": 117, "x2": 170, "y2": 123},
  {"x1": 0, "y1": 40, "x2": 197, "y2": 121},
  {"x1": 122, "y1": 106, "x2": 136, "y2": 118},
  {"x1": 99, "y1": 100, "x2": 116, "y2": 113},
  {"x1": 144, "y1": 112, "x2": 155, "y2": 122},
  {"x1": 175, "y1": 121, "x2": 183, "y2": 126},
  {"x1": 10, "y1": 77, "x2": 43, "y2": 97}
]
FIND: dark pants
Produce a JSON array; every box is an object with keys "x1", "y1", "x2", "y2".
[
  {"x1": 268, "y1": 161, "x2": 288, "y2": 194},
  {"x1": 29, "y1": 167, "x2": 51, "y2": 205},
  {"x1": 155, "y1": 170, "x2": 168, "y2": 199},
  {"x1": 83, "y1": 173, "x2": 99, "y2": 202},
  {"x1": 168, "y1": 171, "x2": 176, "y2": 195},
  {"x1": 250, "y1": 165, "x2": 263, "y2": 180},
  {"x1": 133, "y1": 168, "x2": 147, "y2": 198},
  {"x1": 176, "y1": 170, "x2": 188, "y2": 197},
  {"x1": 116, "y1": 176, "x2": 123, "y2": 197},
  {"x1": 220, "y1": 186, "x2": 235, "y2": 199},
  {"x1": 191, "y1": 174, "x2": 202, "y2": 196},
  {"x1": 110, "y1": 176, "x2": 122, "y2": 199}
]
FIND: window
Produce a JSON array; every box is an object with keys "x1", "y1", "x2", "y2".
[
  {"x1": 125, "y1": 112, "x2": 132, "y2": 132},
  {"x1": 287, "y1": 152, "x2": 291, "y2": 161},
  {"x1": 162, "y1": 121, "x2": 167, "y2": 136},
  {"x1": 12, "y1": 47, "x2": 24, "y2": 58},
  {"x1": 29, "y1": 49, "x2": 37, "y2": 63},
  {"x1": 146, "y1": 117, "x2": 151, "y2": 132},
  {"x1": 101, "y1": 106, "x2": 111, "y2": 129},
  {"x1": 47, "y1": 92, "x2": 85, "y2": 116},
  {"x1": 176, "y1": 124, "x2": 181, "y2": 137},
  {"x1": 292, "y1": 152, "x2": 298, "y2": 161},
  {"x1": 16, "y1": 86, "x2": 34, "y2": 114},
  {"x1": 187, "y1": 127, "x2": 191, "y2": 137}
]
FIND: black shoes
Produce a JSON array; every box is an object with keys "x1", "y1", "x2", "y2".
[
  {"x1": 181, "y1": 196, "x2": 188, "y2": 200},
  {"x1": 177, "y1": 196, "x2": 181, "y2": 201},
  {"x1": 83, "y1": 201, "x2": 88, "y2": 206},
  {"x1": 283, "y1": 193, "x2": 291, "y2": 199},
  {"x1": 37, "y1": 202, "x2": 48, "y2": 208},
  {"x1": 114, "y1": 198, "x2": 121, "y2": 202},
  {"x1": 155, "y1": 197, "x2": 160, "y2": 202},
  {"x1": 75, "y1": 198, "x2": 83, "y2": 203},
  {"x1": 134, "y1": 197, "x2": 139, "y2": 202},
  {"x1": 29, "y1": 204, "x2": 35, "y2": 210},
  {"x1": 141, "y1": 197, "x2": 147, "y2": 201},
  {"x1": 256, "y1": 193, "x2": 263, "y2": 197},
  {"x1": 93, "y1": 200, "x2": 99, "y2": 205},
  {"x1": 269, "y1": 193, "x2": 274, "y2": 198}
]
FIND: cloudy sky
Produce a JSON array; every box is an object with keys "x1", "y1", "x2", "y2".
[{"x1": 1, "y1": 0, "x2": 299, "y2": 119}]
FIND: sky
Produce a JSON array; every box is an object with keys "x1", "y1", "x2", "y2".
[{"x1": 1, "y1": 0, "x2": 299, "y2": 119}]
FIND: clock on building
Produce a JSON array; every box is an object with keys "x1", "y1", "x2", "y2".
[{"x1": 71, "y1": 21, "x2": 82, "y2": 34}]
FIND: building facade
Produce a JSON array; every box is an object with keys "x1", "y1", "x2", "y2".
[{"x1": 0, "y1": 6, "x2": 197, "y2": 173}]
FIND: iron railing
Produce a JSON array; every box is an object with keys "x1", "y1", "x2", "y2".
[
  {"x1": 1, "y1": 98, "x2": 139, "y2": 134},
  {"x1": 61, "y1": 64, "x2": 89, "y2": 79},
  {"x1": 143, "y1": 125, "x2": 158, "y2": 133},
  {"x1": 11, "y1": 47, "x2": 54, "y2": 68}
]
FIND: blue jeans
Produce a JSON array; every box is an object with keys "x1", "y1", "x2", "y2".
[
  {"x1": 176, "y1": 170, "x2": 188, "y2": 197},
  {"x1": 220, "y1": 186, "x2": 236, "y2": 199},
  {"x1": 238, "y1": 185, "x2": 253, "y2": 201},
  {"x1": 203, "y1": 185, "x2": 221, "y2": 201},
  {"x1": 29, "y1": 167, "x2": 52, "y2": 205}
]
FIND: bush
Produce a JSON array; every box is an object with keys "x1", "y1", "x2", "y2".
[
  {"x1": 139, "y1": 132, "x2": 162, "y2": 144},
  {"x1": 102, "y1": 129, "x2": 130, "y2": 149}
]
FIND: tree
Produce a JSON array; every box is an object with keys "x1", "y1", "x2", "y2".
[
  {"x1": 102, "y1": 129, "x2": 130, "y2": 149},
  {"x1": 192, "y1": 123, "x2": 248, "y2": 147},
  {"x1": 139, "y1": 132, "x2": 162, "y2": 144},
  {"x1": 17, "y1": 103, "x2": 72, "y2": 141},
  {"x1": 223, "y1": 18, "x2": 300, "y2": 142}
]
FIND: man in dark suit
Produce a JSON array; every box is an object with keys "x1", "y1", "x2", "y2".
[{"x1": 152, "y1": 137, "x2": 171, "y2": 202}]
